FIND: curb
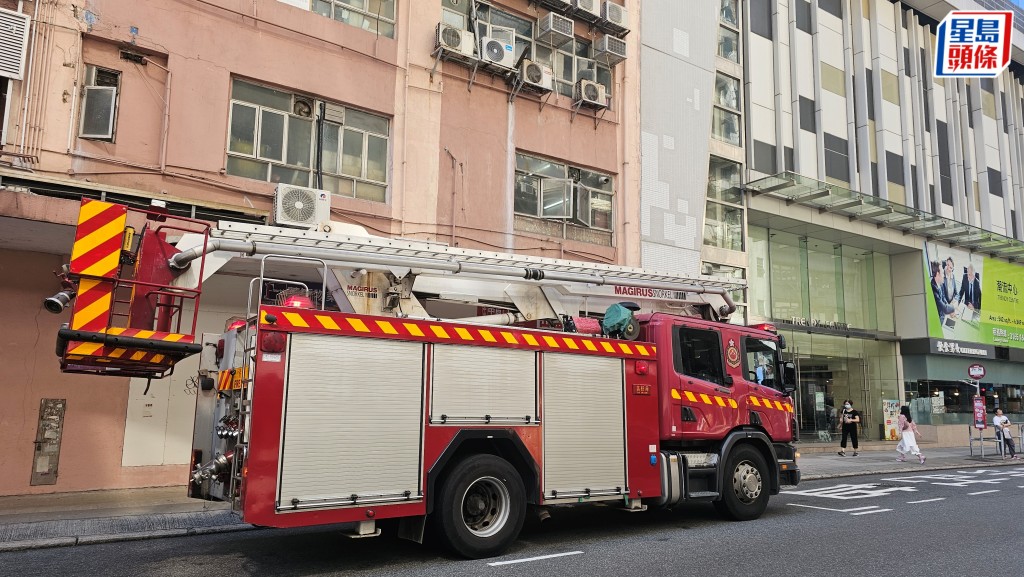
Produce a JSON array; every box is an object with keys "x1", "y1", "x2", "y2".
[{"x1": 0, "y1": 523, "x2": 255, "y2": 553}]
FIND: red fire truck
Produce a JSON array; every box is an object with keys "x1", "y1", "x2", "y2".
[{"x1": 46, "y1": 197, "x2": 799, "y2": 559}]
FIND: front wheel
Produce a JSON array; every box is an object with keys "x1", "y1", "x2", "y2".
[
  {"x1": 433, "y1": 454, "x2": 526, "y2": 559},
  {"x1": 713, "y1": 445, "x2": 769, "y2": 521}
]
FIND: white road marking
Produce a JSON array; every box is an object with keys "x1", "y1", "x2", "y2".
[
  {"x1": 784, "y1": 483, "x2": 917, "y2": 499},
  {"x1": 882, "y1": 473, "x2": 1009, "y2": 487},
  {"x1": 907, "y1": 498, "x2": 946, "y2": 504},
  {"x1": 487, "y1": 551, "x2": 584, "y2": 566},
  {"x1": 788, "y1": 504, "x2": 879, "y2": 513},
  {"x1": 850, "y1": 509, "x2": 892, "y2": 515},
  {"x1": 968, "y1": 490, "x2": 1000, "y2": 496}
]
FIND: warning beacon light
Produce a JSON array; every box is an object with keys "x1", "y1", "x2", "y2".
[{"x1": 282, "y1": 294, "x2": 315, "y2": 309}]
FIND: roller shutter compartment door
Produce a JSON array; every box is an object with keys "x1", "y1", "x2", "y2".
[
  {"x1": 278, "y1": 334, "x2": 424, "y2": 510},
  {"x1": 542, "y1": 353, "x2": 626, "y2": 498},
  {"x1": 431, "y1": 344, "x2": 536, "y2": 424}
]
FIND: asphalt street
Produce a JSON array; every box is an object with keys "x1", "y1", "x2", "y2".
[{"x1": 2, "y1": 467, "x2": 1022, "y2": 577}]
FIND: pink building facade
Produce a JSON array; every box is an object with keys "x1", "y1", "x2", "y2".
[{"x1": 0, "y1": 0, "x2": 639, "y2": 495}]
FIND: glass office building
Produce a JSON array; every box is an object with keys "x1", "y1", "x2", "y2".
[{"x1": 747, "y1": 226, "x2": 900, "y2": 440}]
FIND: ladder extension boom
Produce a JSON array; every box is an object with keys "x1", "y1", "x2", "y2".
[{"x1": 169, "y1": 230, "x2": 740, "y2": 317}]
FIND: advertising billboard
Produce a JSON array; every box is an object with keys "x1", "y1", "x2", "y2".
[{"x1": 923, "y1": 241, "x2": 1024, "y2": 349}]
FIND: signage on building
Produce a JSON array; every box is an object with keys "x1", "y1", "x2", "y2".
[
  {"x1": 773, "y1": 317, "x2": 852, "y2": 332},
  {"x1": 934, "y1": 339, "x2": 991, "y2": 357},
  {"x1": 787, "y1": 317, "x2": 850, "y2": 331},
  {"x1": 935, "y1": 11, "x2": 1013, "y2": 78},
  {"x1": 968, "y1": 363, "x2": 987, "y2": 379},
  {"x1": 973, "y1": 396, "x2": 987, "y2": 430},
  {"x1": 923, "y1": 240, "x2": 1024, "y2": 351}
]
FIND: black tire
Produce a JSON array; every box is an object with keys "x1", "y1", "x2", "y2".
[
  {"x1": 432, "y1": 454, "x2": 526, "y2": 559},
  {"x1": 713, "y1": 444, "x2": 769, "y2": 521}
]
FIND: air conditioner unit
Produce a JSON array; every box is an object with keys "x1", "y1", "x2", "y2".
[
  {"x1": 601, "y1": 1, "x2": 629, "y2": 29},
  {"x1": 594, "y1": 35, "x2": 627, "y2": 67},
  {"x1": 575, "y1": 79, "x2": 606, "y2": 109},
  {"x1": 573, "y1": 0, "x2": 602, "y2": 21},
  {"x1": 536, "y1": 12, "x2": 574, "y2": 48},
  {"x1": 520, "y1": 59, "x2": 554, "y2": 92},
  {"x1": 273, "y1": 184, "x2": 331, "y2": 229},
  {"x1": 480, "y1": 26, "x2": 516, "y2": 69},
  {"x1": 435, "y1": 22, "x2": 476, "y2": 58}
]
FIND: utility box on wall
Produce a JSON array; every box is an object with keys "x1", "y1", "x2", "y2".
[{"x1": 31, "y1": 399, "x2": 67, "y2": 486}]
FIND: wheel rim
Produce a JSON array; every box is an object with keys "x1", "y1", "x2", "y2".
[
  {"x1": 731, "y1": 460, "x2": 763, "y2": 503},
  {"x1": 460, "y1": 476, "x2": 510, "y2": 537}
]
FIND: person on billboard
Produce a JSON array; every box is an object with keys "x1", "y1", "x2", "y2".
[
  {"x1": 942, "y1": 257, "x2": 960, "y2": 305},
  {"x1": 837, "y1": 400, "x2": 860, "y2": 457},
  {"x1": 896, "y1": 406, "x2": 926, "y2": 464},
  {"x1": 930, "y1": 261, "x2": 957, "y2": 324},
  {"x1": 958, "y1": 263, "x2": 981, "y2": 310},
  {"x1": 993, "y1": 409, "x2": 1019, "y2": 460}
]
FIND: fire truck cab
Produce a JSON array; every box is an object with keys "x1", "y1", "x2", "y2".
[{"x1": 47, "y1": 199, "x2": 799, "y2": 559}]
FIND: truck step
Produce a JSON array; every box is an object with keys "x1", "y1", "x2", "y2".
[
  {"x1": 686, "y1": 491, "x2": 720, "y2": 500},
  {"x1": 340, "y1": 520, "x2": 381, "y2": 539}
]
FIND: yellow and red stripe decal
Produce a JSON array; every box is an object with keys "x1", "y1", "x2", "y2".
[
  {"x1": 70, "y1": 278, "x2": 115, "y2": 332},
  {"x1": 65, "y1": 347, "x2": 175, "y2": 367},
  {"x1": 260, "y1": 307, "x2": 654, "y2": 359},
  {"x1": 65, "y1": 327, "x2": 194, "y2": 364},
  {"x1": 217, "y1": 367, "x2": 249, "y2": 391},
  {"x1": 69, "y1": 199, "x2": 127, "y2": 279},
  {"x1": 747, "y1": 396, "x2": 794, "y2": 413},
  {"x1": 671, "y1": 388, "x2": 792, "y2": 413}
]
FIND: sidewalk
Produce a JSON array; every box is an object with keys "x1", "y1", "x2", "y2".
[{"x1": 0, "y1": 447, "x2": 1019, "y2": 553}]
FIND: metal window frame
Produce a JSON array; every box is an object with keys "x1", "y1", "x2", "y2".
[
  {"x1": 513, "y1": 152, "x2": 614, "y2": 229},
  {"x1": 79, "y1": 85, "x2": 118, "y2": 140},
  {"x1": 226, "y1": 88, "x2": 389, "y2": 194},
  {"x1": 703, "y1": 199, "x2": 745, "y2": 252}
]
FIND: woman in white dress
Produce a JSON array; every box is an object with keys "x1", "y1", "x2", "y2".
[{"x1": 896, "y1": 406, "x2": 925, "y2": 464}]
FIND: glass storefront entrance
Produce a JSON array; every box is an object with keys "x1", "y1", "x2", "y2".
[{"x1": 779, "y1": 331, "x2": 899, "y2": 442}]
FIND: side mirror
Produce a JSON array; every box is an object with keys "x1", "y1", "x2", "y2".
[
  {"x1": 783, "y1": 362, "x2": 796, "y2": 388},
  {"x1": 777, "y1": 334, "x2": 787, "y2": 350},
  {"x1": 782, "y1": 386, "x2": 796, "y2": 396}
]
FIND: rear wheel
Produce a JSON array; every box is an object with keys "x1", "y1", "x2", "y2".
[
  {"x1": 714, "y1": 444, "x2": 769, "y2": 521},
  {"x1": 433, "y1": 454, "x2": 526, "y2": 559}
]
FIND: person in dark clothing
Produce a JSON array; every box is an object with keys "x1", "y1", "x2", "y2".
[
  {"x1": 930, "y1": 260, "x2": 956, "y2": 325},
  {"x1": 958, "y1": 264, "x2": 982, "y2": 310},
  {"x1": 837, "y1": 399, "x2": 860, "y2": 456}
]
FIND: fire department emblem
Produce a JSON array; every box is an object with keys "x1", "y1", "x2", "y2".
[{"x1": 726, "y1": 339, "x2": 741, "y2": 368}]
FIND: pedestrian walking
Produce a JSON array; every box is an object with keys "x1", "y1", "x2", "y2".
[
  {"x1": 837, "y1": 399, "x2": 860, "y2": 456},
  {"x1": 896, "y1": 406, "x2": 925, "y2": 464},
  {"x1": 993, "y1": 409, "x2": 1019, "y2": 460}
]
